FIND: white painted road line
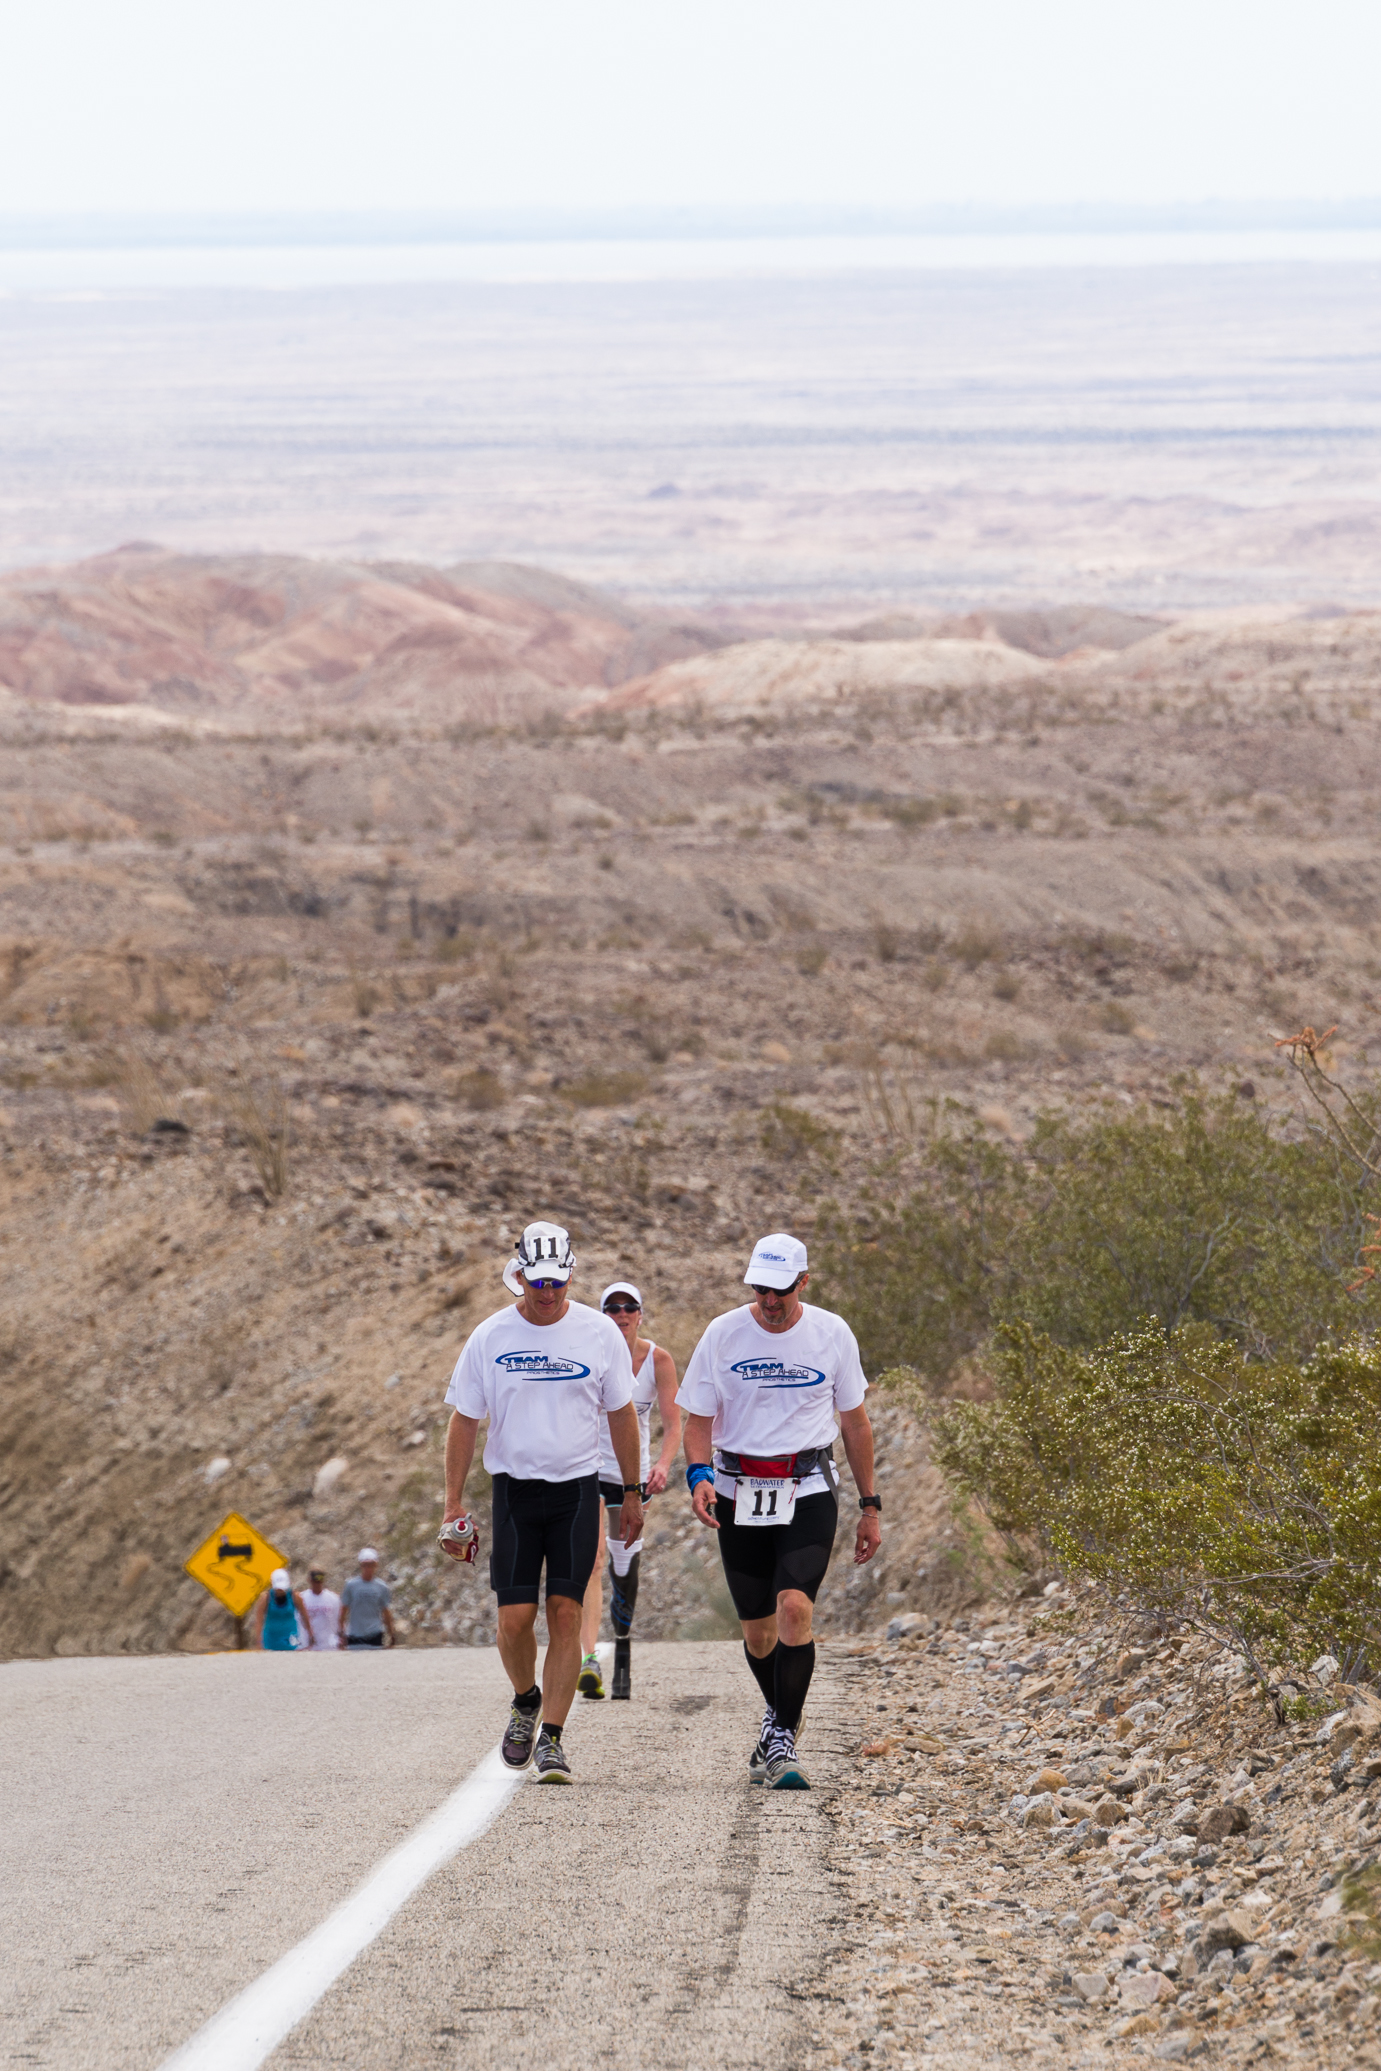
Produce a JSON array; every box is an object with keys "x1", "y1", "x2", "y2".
[
  {"x1": 157, "y1": 1643, "x2": 612, "y2": 2071},
  {"x1": 158, "y1": 1743, "x2": 523, "y2": 2071}
]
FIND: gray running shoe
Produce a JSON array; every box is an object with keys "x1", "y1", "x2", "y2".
[
  {"x1": 501, "y1": 1700, "x2": 540, "y2": 1769},
  {"x1": 764, "y1": 1728, "x2": 809, "y2": 1790},
  {"x1": 748, "y1": 1705, "x2": 776, "y2": 1783},
  {"x1": 534, "y1": 1729, "x2": 573, "y2": 1783},
  {"x1": 577, "y1": 1652, "x2": 605, "y2": 1699}
]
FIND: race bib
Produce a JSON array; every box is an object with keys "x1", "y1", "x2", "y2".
[{"x1": 734, "y1": 1476, "x2": 797, "y2": 1527}]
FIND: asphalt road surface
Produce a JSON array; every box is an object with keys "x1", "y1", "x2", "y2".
[{"x1": 1, "y1": 1641, "x2": 858, "y2": 2071}]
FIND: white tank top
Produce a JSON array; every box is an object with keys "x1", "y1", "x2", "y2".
[{"x1": 598, "y1": 1341, "x2": 657, "y2": 1483}]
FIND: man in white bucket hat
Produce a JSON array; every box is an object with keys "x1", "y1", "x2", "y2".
[
  {"x1": 439, "y1": 1220, "x2": 641, "y2": 1782},
  {"x1": 678, "y1": 1232, "x2": 881, "y2": 1789}
]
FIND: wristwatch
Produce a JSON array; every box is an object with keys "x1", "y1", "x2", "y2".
[
  {"x1": 859, "y1": 1494, "x2": 882, "y2": 1512},
  {"x1": 623, "y1": 1482, "x2": 647, "y2": 1500}
]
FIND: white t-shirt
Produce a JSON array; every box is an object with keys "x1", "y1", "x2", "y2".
[
  {"x1": 598, "y1": 1342, "x2": 658, "y2": 1483},
  {"x1": 446, "y1": 1299, "x2": 635, "y2": 1481},
  {"x1": 300, "y1": 1586, "x2": 341, "y2": 1649},
  {"x1": 676, "y1": 1302, "x2": 868, "y2": 1498}
]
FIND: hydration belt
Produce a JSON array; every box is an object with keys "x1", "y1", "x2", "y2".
[{"x1": 716, "y1": 1445, "x2": 838, "y2": 1492}]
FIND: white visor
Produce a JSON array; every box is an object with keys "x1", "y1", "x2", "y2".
[{"x1": 600, "y1": 1280, "x2": 643, "y2": 1310}]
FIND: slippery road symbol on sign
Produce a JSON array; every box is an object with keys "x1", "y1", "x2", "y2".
[{"x1": 185, "y1": 1511, "x2": 287, "y2": 1621}]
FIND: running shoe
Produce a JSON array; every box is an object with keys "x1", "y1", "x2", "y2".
[
  {"x1": 748, "y1": 1705, "x2": 777, "y2": 1783},
  {"x1": 763, "y1": 1727, "x2": 810, "y2": 1790},
  {"x1": 534, "y1": 1729, "x2": 573, "y2": 1783},
  {"x1": 577, "y1": 1651, "x2": 605, "y2": 1699},
  {"x1": 610, "y1": 1637, "x2": 631, "y2": 1700},
  {"x1": 501, "y1": 1699, "x2": 540, "y2": 1769}
]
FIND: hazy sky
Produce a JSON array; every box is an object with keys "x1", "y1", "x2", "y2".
[{"x1": 4, "y1": 0, "x2": 1380, "y2": 219}]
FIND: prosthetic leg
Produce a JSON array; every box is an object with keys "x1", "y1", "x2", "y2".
[{"x1": 607, "y1": 1532, "x2": 642, "y2": 1699}]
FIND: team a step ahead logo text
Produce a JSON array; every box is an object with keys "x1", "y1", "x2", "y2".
[
  {"x1": 496, "y1": 1351, "x2": 594, "y2": 1381},
  {"x1": 731, "y1": 1360, "x2": 827, "y2": 1390}
]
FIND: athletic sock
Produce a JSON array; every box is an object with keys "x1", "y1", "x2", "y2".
[
  {"x1": 743, "y1": 1640, "x2": 778, "y2": 1710},
  {"x1": 609, "y1": 1549, "x2": 641, "y2": 1636},
  {"x1": 538, "y1": 1720, "x2": 562, "y2": 1742},
  {"x1": 514, "y1": 1684, "x2": 541, "y2": 1712},
  {"x1": 773, "y1": 1639, "x2": 816, "y2": 1736}
]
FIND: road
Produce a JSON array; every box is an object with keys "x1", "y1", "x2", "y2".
[{"x1": 0, "y1": 1641, "x2": 859, "y2": 2071}]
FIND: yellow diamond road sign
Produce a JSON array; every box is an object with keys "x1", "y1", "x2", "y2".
[{"x1": 186, "y1": 1512, "x2": 288, "y2": 1621}]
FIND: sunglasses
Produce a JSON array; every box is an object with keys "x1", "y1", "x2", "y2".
[
  {"x1": 603, "y1": 1299, "x2": 641, "y2": 1315},
  {"x1": 750, "y1": 1277, "x2": 803, "y2": 1299},
  {"x1": 524, "y1": 1277, "x2": 567, "y2": 1291}
]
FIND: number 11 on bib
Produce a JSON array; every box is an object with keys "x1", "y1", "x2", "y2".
[{"x1": 734, "y1": 1477, "x2": 798, "y2": 1527}]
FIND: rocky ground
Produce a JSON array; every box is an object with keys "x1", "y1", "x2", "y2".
[{"x1": 812, "y1": 1603, "x2": 1381, "y2": 2069}]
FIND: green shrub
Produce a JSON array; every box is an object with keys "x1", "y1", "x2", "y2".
[
  {"x1": 760, "y1": 1100, "x2": 839, "y2": 1166},
  {"x1": 812, "y1": 1088, "x2": 1380, "y2": 1382},
  {"x1": 558, "y1": 1069, "x2": 649, "y2": 1108},
  {"x1": 932, "y1": 1321, "x2": 1381, "y2": 1676}
]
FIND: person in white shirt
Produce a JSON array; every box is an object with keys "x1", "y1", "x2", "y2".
[
  {"x1": 677, "y1": 1232, "x2": 881, "y2": 1790},
  {"x1": 577, "y1": 1279, "x2": 682, "y2": 1702},
  {"x1": 439, "y1": 1219, "x2": 643, "y2": 1783},
  {"x1": 300, "y1": 1567, "x2": 341, "y2": 1649}
]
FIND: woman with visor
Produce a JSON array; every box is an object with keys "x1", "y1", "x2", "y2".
[{"x1": 578, "y1": 1280, "x2": 681, "y2": 1701}]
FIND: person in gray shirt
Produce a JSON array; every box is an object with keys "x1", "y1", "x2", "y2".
[{"x1": 338, "y1": 1547, "x2": 396, "y2": 1648}]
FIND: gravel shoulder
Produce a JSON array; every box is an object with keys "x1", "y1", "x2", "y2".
[{"x1": 809, "y1": 1605, "x2": 1381, "y2": 2070}]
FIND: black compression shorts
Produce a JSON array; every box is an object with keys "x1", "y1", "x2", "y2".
[
  {"x1": 598, "y1": 1479, "x2": 625, "y2": 1510},
  {"x1": 714, "y1": 1488, "x2": 839, "y2": 1623},
  {"x1": 490, "y1": 1472, "x2": 602, "y2": 1606}
]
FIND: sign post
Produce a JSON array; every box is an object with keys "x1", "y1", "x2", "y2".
[{"x1": 185, "y1": 1512, "x2": 289, "y2": 1646}]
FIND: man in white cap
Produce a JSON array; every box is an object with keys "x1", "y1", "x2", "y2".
[
  {"x1": 338, "y1": 1549, "x2": 395, "y2": 1648},
  {"x1": 439, "y1": 1219, "x2": 643, "y2": 1783},
  {"x1": 577, "y1": 1279, "x2": 681, "y2": 1701},
  {"x1": 677, "y1": 1232, "x2": 880, "y2": 1789}
]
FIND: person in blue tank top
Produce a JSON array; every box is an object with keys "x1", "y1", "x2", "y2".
[{"x1": 254, "y1": 1568, "x2": 307, "y2": 1650}]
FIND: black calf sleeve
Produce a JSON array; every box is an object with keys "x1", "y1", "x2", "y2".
[
  {"x1": 609, "y1": 1550, "x2": 641, "y2": 1636},
  {"x1": 743, "y1": 1640, "x2": 777, "y2": 1708},
  {"x1": 773, "y1": 1639, "x2": 815, "y2": 1735}
]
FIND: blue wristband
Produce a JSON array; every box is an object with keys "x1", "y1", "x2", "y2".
[{"x1": 686, "y1": 1463, "x2": 715, "y2": 1493}]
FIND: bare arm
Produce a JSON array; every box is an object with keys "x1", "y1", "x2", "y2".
[
  {"x1": 839, "y1": 1402, "x2": 881, "y2": 1565},
  {"x1": 647, "y1": 1348, "x2": 682, "y2": 1494},
  {"x1": 606, "y1": 1401, "x2": 646, "y2": 1546},
  {"x1": 684, "y1": 1410, "x2": 719, "y2": 1530},
  {"x1": 292, "y1": 1592, "x2": 312, "y2": 1647},
  {"x1": 382, "y1": 1602, "x2": 397, "y2": 1647},
  {"x1": 443, "y1": 1410, "x2": 480, "y2": 1523}
]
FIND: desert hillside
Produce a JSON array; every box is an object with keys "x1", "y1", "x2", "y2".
[
  {"x1": 1, "y1": 556, "x2": 1379, "y2": 1662},
  {"x1": 0, "y1": 545, "x2": 730, "y2": 721}
]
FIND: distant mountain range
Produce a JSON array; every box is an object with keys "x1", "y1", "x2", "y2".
[{"x1": 4, "y1": 200, "x2": 1381, "y2": 248}]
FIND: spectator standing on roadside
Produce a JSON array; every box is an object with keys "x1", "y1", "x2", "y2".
[
  {"x1": 300, "y1": 1566, "x2": 341, "y2": 1650},
  {"x1": 254, "y1": 1568, "x2": 308, "y2": 1651},
  {"x1": 339, "y1": 1548, "x2": 396, "y2": 1649}
]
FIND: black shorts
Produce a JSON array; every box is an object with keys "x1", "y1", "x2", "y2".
[
  {"x1": 490, "y1": 1472, "x2": 602, "y2": 1606},
  {"x1": 598, "y1": 1480, "x2": 625, "y2": 1510},
  {"x1": 714, "y1": 1487, "x2": 839, "y2": 1623}
]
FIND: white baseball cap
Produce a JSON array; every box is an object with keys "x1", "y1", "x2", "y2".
[
  {"x1": 600, "y1": 1280, "x2": 643, "y2": 1309},
  {"x1": 357, "y1": 1546, "x2": 379, "y2": 1564},
  {"x1": 744, "y1": 1232, "x2": 808, "y2": 1290},
  {"x1": 270, "y1": 1568, "x2": 290, "y2": 1590},
  {"x1": 511, "y1": 1220, "x2": 576, "y2": 1284}
]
